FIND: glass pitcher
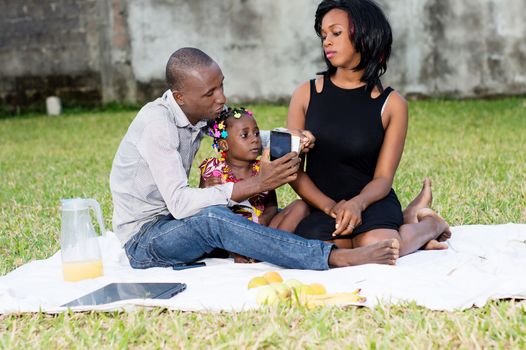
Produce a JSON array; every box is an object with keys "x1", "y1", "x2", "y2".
[{"x1": 60, "y1": 198, "x2": 106, "y2": 282}]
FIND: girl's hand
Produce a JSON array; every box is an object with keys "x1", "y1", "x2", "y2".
[
  {"x1": 331, "y1": 199, "x2": 363, "y2": 236},
  {"x1": 200, "y1": 176, "x2": 224, "y2": 188}
]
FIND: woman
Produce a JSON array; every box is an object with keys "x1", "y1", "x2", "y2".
[{"x1": 288, "y1": 0, "x2": 451, "y2": 256}]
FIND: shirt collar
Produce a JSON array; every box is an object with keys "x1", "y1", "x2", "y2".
[{"x1": 161, "y1": 89, "x2": 209, "y2": 131}]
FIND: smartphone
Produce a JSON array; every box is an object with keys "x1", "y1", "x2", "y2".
[
  {"x1": 270, "y1": 131, "x2": 292, "y2": 160},
  {"x1": 172, "y1": 262, "x2": 206, "y2": 270}
]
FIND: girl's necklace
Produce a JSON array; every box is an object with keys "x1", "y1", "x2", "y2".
[{"x1": 223, "y1": 161, "x2": 260, "y2": 182}]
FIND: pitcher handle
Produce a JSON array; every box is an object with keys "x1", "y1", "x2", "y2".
[{"x1": 86, "y1": 199, "x2": 106, "y2": 236}]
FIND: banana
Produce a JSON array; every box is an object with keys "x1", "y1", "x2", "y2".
[{"x1": 297, "y1": 289, "x2": 366, "y2": 309}]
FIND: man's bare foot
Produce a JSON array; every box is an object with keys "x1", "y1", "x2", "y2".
[
  {"x1": 417, "y1": 208, "x2": 452, "y2": 250},
  {"x1": 403, "y1": 178, "x2": 433, "y2": 224},
  {"x1": 328, "y1": 239, "x2": 400, "y2": 267}
]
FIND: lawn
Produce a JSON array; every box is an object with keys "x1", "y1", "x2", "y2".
[{"x1": 1, "y1": 99, "x2": 525, "y2": 348}]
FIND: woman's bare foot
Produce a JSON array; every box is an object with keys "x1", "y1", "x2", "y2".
[
  {"x1": 436, "y1": 229, "x2": 452, "y2": 242},
  {"x1": 417, "y1": 208, "x2": 452, "y2": 250},
  {"x1": 403, "y1": 178, "x2": 433, "y2": 224},
  {"x1": 328, "y1": 239, "x2": 400, "y2": 267},
  {"x1": 422, "y1": 239, "x2": 448, "y2": 250}
]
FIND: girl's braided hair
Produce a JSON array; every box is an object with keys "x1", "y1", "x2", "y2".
[{"x1": 208, "y1": 107, "x2": 253, "y2": 150}]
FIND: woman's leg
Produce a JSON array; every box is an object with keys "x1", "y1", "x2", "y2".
[
  {"x1": 335, "y1": 178, "x2": 437, "y2": 252},
  {"x1": 403, "y1": 178, "x2": 432, "y2": 224},
  {"x1": 401, "y1": 178, "x2": 451, "y2": 249},
  {"x1": 268, "y1": 199, "x2": 310, "y2": 232},
  {"x1": 328, "y1": 238, "x2": 354, "y2": 249},
  {"x1": 351, "y1": 208, "x2": 451, "y2": 257},
  {"x1": 233, "y1": 200, "x2": 309, "y2": 264}
]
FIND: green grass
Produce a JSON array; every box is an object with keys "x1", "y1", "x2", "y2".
[{"x1": 1, "y1": 99, "x2": 525, "y2": 348}]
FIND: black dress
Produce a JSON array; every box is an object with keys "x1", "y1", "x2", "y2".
[{"x1": 294, "y1": 75, "x2": 403, "y2": 241}]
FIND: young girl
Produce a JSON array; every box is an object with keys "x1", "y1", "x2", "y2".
[
  {"x1": 199, "y1": 107, "x2": 309, "y2": 261},
  {"x1": 288, "y1": 0, "x2": 451, "y2": 255}
]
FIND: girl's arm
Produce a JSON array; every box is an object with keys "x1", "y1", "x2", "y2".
[
  {"x1": 287, "y1": 80, "x2": 337, "y2": 215},
  {"x1": 332, "y1": 90, "x2": 408, "y2": 236},
  {"x1": 257, "y1": 190, "x2": 278, "y2": 226},
  {"x1": 198, "y1": 158, "x2": 225, "y2": 188}
]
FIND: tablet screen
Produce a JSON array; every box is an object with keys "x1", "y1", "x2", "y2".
[{"x1": 61, "y1": 282, "x2": 187, "y2": 307}]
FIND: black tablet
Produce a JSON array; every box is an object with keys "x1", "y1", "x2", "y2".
[{"x1": 61, "y1": 282, "x2": 187, "y2": 307}]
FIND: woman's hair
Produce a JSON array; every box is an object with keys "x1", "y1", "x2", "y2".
[
  {"x1": 315, "y1": 0, "x2": 392, "y2": 92},
  {"x1": 208, "y1": 107, "x2": 253, "y2": 150}
]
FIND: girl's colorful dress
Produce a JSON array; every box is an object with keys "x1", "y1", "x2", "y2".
[{"x1": 199, "y1": 157, "x2": 268, "y2": 223}]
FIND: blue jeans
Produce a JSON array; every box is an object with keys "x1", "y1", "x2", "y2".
[{"x1": 124, "y1": 205, "x2": 334, "y2": 270}]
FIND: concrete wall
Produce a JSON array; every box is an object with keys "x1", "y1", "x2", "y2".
[
  {"x1": 127, "y1": 0, "x2": 321, "y2": 102},
  {"x1": 0, "y1": 0, "x2": 103, "y2": 110},
  {"x1": 0, "y1": 0, "x2": 134, "y2": 111},
  {"x1": 127, "y1": 0, "x2": 526, "y2": 101},
  {"x1": 1, "y1": 0, "x2": 525, "y2": 111},
  {"x1": 385, "y1": 0, "x2": 526, "y2": 97}
]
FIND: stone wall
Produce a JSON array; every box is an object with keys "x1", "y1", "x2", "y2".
[
  {"x1": 127, "y1": 0, "x2": 322, "y2": 102},
  {"x1": 385, "y1": 0, "x2": 526, "y2": 98},
  {"x1": 1, "y1": 0, "x2": 525, "y2": 112},
  {"x1": 0, "y1": 0, "x2": 102, "y2": 111},
  {"x1": 0, "y1": 0, "x2": 134, "y2": 112}
]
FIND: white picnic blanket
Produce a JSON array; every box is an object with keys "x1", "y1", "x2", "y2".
[{"x1": 1, "y1": 224, "x2": 525, "y2": 314}]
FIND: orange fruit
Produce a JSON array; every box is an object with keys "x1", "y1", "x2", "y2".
[
  {"x1": 263, "y1": 271, "x2": 283, "y2": 284},
  {"x1": 309, "y1": 283, "x2": 327, "y2": 295},
  {"x1": 248, "y1": 276, "x2": 268, "y2": 289}
]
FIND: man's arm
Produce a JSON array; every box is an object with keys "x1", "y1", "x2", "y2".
[{"x1": 137, "y1": 118, "x2": 233, "y2": 219}]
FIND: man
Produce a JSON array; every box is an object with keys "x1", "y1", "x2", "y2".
[{"x1": 110, "y1": 47, "x2": 399, "y2": 270}]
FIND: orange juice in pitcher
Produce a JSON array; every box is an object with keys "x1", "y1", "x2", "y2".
[
  {"x1": 62, "y1": 259, "x2": 104, "y2": 282},
  {"x1": 60, "y1": 198, "x2": 105, "y2": 281}
]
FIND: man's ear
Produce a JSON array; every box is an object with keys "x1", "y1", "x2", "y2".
[
  {"x1": 218, "y1": 139, "x2": 229, "y2": 152},
  {"x1": 172, "y1": 90, "x2": 185, "y2": 106}
]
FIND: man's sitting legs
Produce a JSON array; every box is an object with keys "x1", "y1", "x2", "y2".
[{"x1": 124, "y1": 205, "x2": 333, "y2": 270}]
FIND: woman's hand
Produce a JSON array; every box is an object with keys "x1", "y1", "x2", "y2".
[
  {"x1": 330, "y1": 199, "x2": 363, "y2": 236},
  {"x1": 289, "y1": 129, "x2": 316, "y2": 153},
  {"x1": 322, "y1": 199, "x2": 337, "y2": 217}
]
